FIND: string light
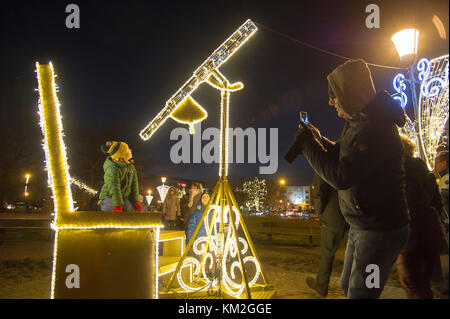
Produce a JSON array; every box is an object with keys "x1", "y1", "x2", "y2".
[
  {"x1": 236, "y1": 178, "x2": 267, "y2": 211},
  {"x1": 418, "y1": 54, "x2": 449, "y2": 170},
  {"x1": 139, "y1": 19, "x2": 257, "y2": 140},
  {"x1": 174, "y1": 204, "x2": 261, "y2": 296},
  {"x1": 71, "y1": 176, "x2": 98, "y2": 195},
  {"x1": 155, "y1": 20, "x2": 273, "y2": 299},
  {"x1": 36, "y1": 62, "x2": 75, "y2": 220},
  {"x1": 37, "y1": 62, "x2": 165, "y2": 299}
]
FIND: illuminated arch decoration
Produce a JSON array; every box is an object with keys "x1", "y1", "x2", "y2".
[
  {"x1": 393, "y1": 56, "x2": 449, "y2": 162},
  {"x1": 417, "y1": 54, "x2": 449, "y2": 170},
  {"x1": 139, "y1": 20, "x2": 275, "y2": 299},
  {"x1": 36, "y1": 62, "x2": 164, "y2": 299}
]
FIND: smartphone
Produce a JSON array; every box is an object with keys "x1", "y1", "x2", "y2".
[{"x1": 300, "y1": 111, "x2": 308, "y2": 124}]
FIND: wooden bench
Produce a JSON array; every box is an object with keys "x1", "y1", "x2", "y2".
[{"x1": 244, "y1": 216, "x2": 321, "y2": 246}]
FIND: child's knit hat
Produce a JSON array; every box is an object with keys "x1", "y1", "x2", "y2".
[{"x1": 101, "y1": 141, "x2": 129, "y2": 161}]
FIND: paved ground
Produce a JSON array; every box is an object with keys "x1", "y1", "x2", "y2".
[{"x1": 0, "y1": 215, "x2": 447, "y2": 299}]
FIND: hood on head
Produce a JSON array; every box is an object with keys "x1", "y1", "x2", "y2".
[
  {"x1": 168, "y1": 187, "x2": 177, "y2": 197},
  {"x1": 327, "y1": 59, "x2": 376, "y2": 116}
]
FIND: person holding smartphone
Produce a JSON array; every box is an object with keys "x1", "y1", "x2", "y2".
[{"x1": 284, "y1": 59, "x2": 410, "y2": 299}]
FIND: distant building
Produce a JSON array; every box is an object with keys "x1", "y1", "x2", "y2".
[{"x1": 286, "y1": 186, "x2": 311, "y2": 206}]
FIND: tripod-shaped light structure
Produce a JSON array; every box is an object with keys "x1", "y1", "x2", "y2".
[{"x1": 139, "y1": 19, "x2": 274, "y2": 299}]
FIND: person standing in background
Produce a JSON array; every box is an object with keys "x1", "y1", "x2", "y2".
[
  {"x1": 396, "y1": 135, "x2": 447, "y2": 298},
  {"x1": 162, "y1": 187, "x2": 181, "y2": 230},
  {"x1": 306, "y1": 173, "x2": 349, "y2": 297}
]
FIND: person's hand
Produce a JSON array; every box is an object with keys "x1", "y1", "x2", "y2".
[
  {"x1": 112, "y1": 205, "x2": 123, "y2": 212},
  {"x1": 306, "y1": 122, "x2": 322, "y2": 142},
  {"x1": 294, "y1": 121, "x2": 313, "y2": 143},
  {"x1": 133, "y1": 202, "x2": 143, "y2": 212}
]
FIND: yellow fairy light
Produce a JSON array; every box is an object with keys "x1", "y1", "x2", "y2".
[
  {"x1": 139, "y1": 19, "x2": 257, "y2": 140},
  {"x1": 417, "y1": 54, "x2": 449, "y2": 170},
  {"x1": 143, "y1": 20, "x2": 274, "y2": 299},
  {"x1": 71, "y1": 176, "x2": 98, "y2": 195},
  {"x1": 36, "y1": 62, "x2": 74, "y2": 220},
  {"x1": 37, "y1": 62, "x2": 164, "y2": 299}
]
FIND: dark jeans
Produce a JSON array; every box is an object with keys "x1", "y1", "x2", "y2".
[
  {"x1": 316, "y1": 224, "x2": 348, "y2": 296},
  {"x1": 100, "y1": 198, "x2": 133, "y2": 212},
  {"x1": 396, "y1": 251, "x2": 438, "y2": 299},
  {"x1": 341, "y1": 225, "x2": 409, "y2": 299}
]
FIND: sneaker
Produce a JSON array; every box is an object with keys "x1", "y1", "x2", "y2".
[{"x1": 306, "y1": 277, "x2": 327, "y2": 298}]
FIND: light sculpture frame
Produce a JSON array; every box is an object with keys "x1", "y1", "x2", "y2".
[
  {"x1": 36, "y1": 62, "x2": 163, "y2": 299},
  {"x1": 392, "y1": 55, "x2": 449, "y2": 170},
  {"x1": 139, "y1": 19, "x2": 274, "y2": 299}
]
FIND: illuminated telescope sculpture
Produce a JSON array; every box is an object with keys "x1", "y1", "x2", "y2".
[
  {"x1": 139, "y1": 19, "x2": 257, "y2": 140},
  {"x1": 140, "y1": 19, "x2": 275, "y2": 299}
]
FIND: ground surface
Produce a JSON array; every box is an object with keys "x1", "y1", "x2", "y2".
[{"x1": 0, "y1": 214, "x2": 447, "y2": 299}]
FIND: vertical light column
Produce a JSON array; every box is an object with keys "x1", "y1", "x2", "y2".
[{"x1": 36, "y1": 62, "x2": 74, "y2": 219}]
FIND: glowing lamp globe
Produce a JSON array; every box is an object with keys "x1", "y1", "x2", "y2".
[{"x1": 392, "y1": 28, "x2": 419, "y2": 62}]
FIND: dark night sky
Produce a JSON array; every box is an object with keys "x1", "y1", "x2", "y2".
[{"x1": 1, "y1": 0, "x2": 448, "y2": 187}]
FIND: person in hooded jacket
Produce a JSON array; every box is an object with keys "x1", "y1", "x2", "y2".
[
  {"x1": 162, "y1": 187, "x2": 181, "y2": 230},
  {"x1": 395, "y1": 134, "x2": 447, "y2": 299},
  {"x1": 98, "y1": 141, "x2": 142, "y2": 212},
  {"x1": 306, "y1": 173, "x2": 349, "y2": 297},
  {"x1": 186, "y1": 192, "x2": 215, "y2": 242},
  {"x1": 285, "y1": 59, "x2": 410, "y2": 298}
]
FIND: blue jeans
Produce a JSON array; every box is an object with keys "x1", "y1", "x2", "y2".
[
  {"x1": 341, "y1": 225, "x2": 409, "y2": 298},
  {"x1": 100, "y1": 198, "x2": 133, "y2": 212}
]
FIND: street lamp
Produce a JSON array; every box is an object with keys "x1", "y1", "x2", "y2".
[
  {"x1": 392, "y1": 28, "x2": 419, "y2": 62},
  {"x1": 279, "y1": 178, "x2": 286, "y2": 185},
  {"x1": 391, "y1": 28, "x2": 421, "y2": 114},
  {"x1": 391, "y1": 28, "x2": 424, "y2": 157}
]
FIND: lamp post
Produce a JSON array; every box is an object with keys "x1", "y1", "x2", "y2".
[
  {"x1": 278, "y1": 178, "x2": 286, "y2": 208},
  {"x1": 391, "y1": 28, "x2": 420, "y2": 115}
]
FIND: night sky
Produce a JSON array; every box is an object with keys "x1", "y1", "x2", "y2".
[{"x1": 1, "y1": 0, "x2": 448, "y2": 187}]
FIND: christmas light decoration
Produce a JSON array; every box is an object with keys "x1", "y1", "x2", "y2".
[
  {"x1": 417, "y1": 54, "x2": 449, "y2": 170},
  {"x1": 236, "y1": 178, "x2": 267, "y2": 211},
  {"x1": 24, "y1": 174, "x2": 31, "y2": 196},
  {"x1": 144, "y1": 20, "x2": 274, "y2": 299},
  {"x1": 139, "y1": 19, "x2": 257, "y2": 140},
  {"x1": 37, "y1": 62, "x2": 164, "y2": 299},
  {"x1": 71, "y1": 176, "x2": 98, "y2": 195},
  {"x1": 392, "y1": 56, "x2": 448, "y2": 162},
  {"x1": 157, "y1": 184, "x2": 170, "y2": 203},
  {"x1": 36, "y1": 62, "x2": 75, "y2": 220}
]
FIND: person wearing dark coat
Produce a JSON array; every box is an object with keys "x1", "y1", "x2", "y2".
[
  {"x1": 395, "y1": 135, "x2": 448, "y2": 299},
  {"x1": 306, "y1": 173, "x2": 348, "y2": 297},
  {"x1": 285, "y1": 59, "x2": 410, "y2": 298},
  {"x1": 162, "y1": 187, "x2": 181, "y2": 230},
  {"x1": 183, "y1": 182, "x2": 203, "y2": 233}
]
